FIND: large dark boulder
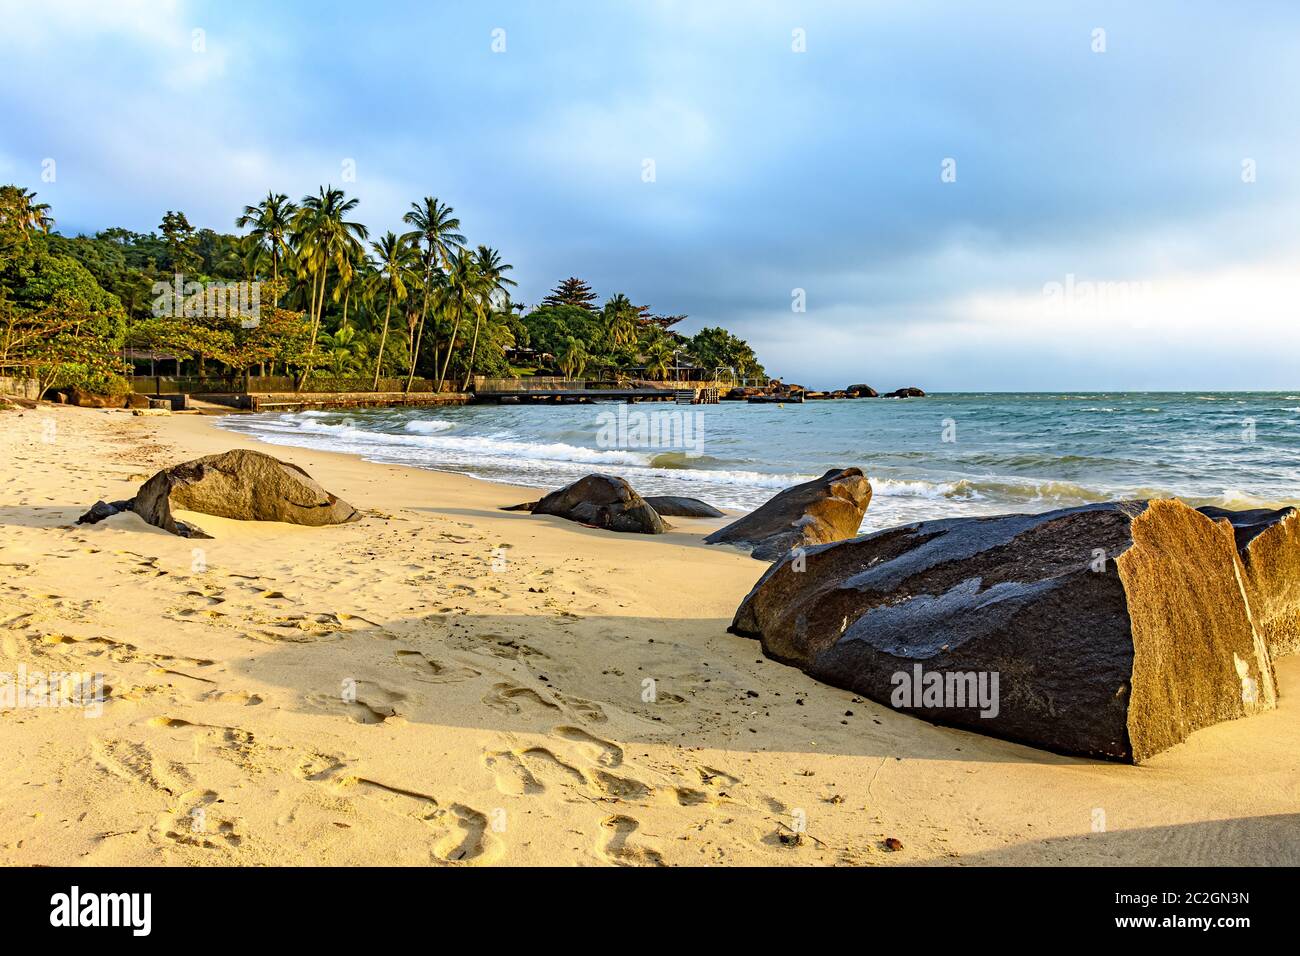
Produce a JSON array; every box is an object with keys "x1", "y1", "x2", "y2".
[
  {"x1": 121, "y1": 449, "x2": 359, "y2": 538},
  {"x1": 531, "y1": 474, "x2": 667, "y2": 534},
  {"x1": 1200, "y1": 506, "x2": 1300, "y2": 659},
  {"x1": 884, "y1": 386, "x2": 926, "y2": 398},
  {"x1": 66, "y1": 386, "x2": 126, "y2": 408},
  {"x1": 845, "y1": 384, "x2": 878, "y2": 398},
  {"x1": 643, "y1": 495, "x2": 725, "y2": 518},
  {"x1": 730, "y1": 499, "x2": 1277, "y2": 762},
  {"x1": 705, "y1": 468, "x2": 871, "y2": 560}
]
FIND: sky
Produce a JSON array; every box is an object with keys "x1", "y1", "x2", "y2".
[{"x1": 2, "y1": 0, "x2": 1298, "y2": 390}]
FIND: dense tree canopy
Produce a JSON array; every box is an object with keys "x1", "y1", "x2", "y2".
[{"x1": 0, "y1": 182, "x2": 767, "y2": 395}]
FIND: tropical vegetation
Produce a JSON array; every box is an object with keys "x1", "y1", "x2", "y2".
[{"x1": 0, "y1": 182, "x2": 766, "y2": 397}]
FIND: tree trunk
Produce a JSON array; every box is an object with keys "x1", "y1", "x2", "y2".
[
  {"x1": 462, "y1": 305, "x2": 484, "y2": 391},
  {"x1": 373, "y1": 295, "x2": 393, "y2": 391},
  {"x1": 435, "y1": 304, "x2": 461, "y2": 393},
  {"x1": 405, "y1": 254, "x2": 435, "y2": 395},
  {"x1": 301, "y1": 261, "x2": 330, "y2": 390}
]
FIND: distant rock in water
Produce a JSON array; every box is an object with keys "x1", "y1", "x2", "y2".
[
  {"x1": 884, "y1": 387, "x2": 926, "y2": 398},
  {"x1": 531, "y1": 474, "x2": 667, "y2": 534},
  {"x1": 845, "y1": 384, "x2": 879, "y2": 398},
  {"x1": 642, "y1": 495, "x2": 725, "y2": 518},
  {"x1": 80, "y1": 449, "x2": 360, "y2": 538},
  {"x1": 730, "y1": 499, "x2": 1278, "y2": 762},
  {"x1": 1200, "y1": 505, "x2": 1300, "y2": 659},
  {"x1": 705, "y1": 467, "x2": 871, "y2": 560}
]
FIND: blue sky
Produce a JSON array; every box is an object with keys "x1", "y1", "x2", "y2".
[{"x1": 3, "y1": 1, "x2": 1298, "y2": 389}]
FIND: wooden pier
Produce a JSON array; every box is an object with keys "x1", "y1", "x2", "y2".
[{"x1": 475, "y1": 387, "x2": 679, "y2": 404}]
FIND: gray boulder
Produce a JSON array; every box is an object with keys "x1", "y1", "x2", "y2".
[
  {"x1": 730, "y1": 499, "x2": 1277, "y2": 762},
  {"x1": 705, "y1": 467, "x2": 871, "y2": 560},
  {"x1": 642, "y1": 495, "x2": 725, "y2": 518},
  {"x1": 89, "y1": 449, "x2": 360, "y2": 538},
  {"x1": 531, "y1": 474, "x2": 667, "y2": 534}
]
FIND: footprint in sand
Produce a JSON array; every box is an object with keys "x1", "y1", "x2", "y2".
[
  {"x1": 551, "y1": 726, "x2": 623, "y2": 767},
  {"x1": 307, "y1": 690, "x2": 400, "y2": 725},
  {"x1": 91, "y1": 737, "x2": 193, "y2": 797},
  {"x1": 481, "y1": 682, "x2": 561, "y2": 717},
  {"x1": 553, "y1": 694, "x2": 607, "y2": 723},
  {"x1": 199, "y1": 689, "x2": 263, "y2": 706},
  {"x1": 395, "y1": 650, "x2": 481, "y2": 684},
  {"x1": 329, "y1": 775, "x2": 497, "y2": 864},
  {"x1": 598, "y1": 815, "x2": 664, "y2": 867},
  {"x1": 156, "y1": 789, "x2": 241, "y2": 850},
  {"x1": 482, "y1": 749, "x2": 544, "y2": 796}
]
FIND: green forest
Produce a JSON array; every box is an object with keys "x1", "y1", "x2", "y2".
[{"x1": 0, "y1": 184, "x2": 767, "y2": 397}]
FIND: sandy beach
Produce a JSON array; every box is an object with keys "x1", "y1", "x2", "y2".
[{"x1": 1, "y1": 405, "x2": 1297, "y2": 867}]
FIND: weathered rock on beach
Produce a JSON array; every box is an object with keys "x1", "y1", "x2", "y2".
[
  {"x1": 705, "y1": 467, "x2": 872, "y2": 560},
  {"x1": 505, "y1": 485, "x2": 721, "y2": 524},
  {"x1": 1200, "y1": 505, "x2": 1300, "y2": 659},
  {"x1": 531, "y1": 473, "x2": 667, "y2": 534},
  {"x1": 642, "y1": 495, "x2": 725, "y2": 518},
  {"x1": 730, "y1": 499, "x2": 1279, "y2": 762},
  {"x1": 78, "y1": 448, "x2": 359, "y2": 538}
]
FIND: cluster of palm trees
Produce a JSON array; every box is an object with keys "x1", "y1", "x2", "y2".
[
  {"x1": 0, "y1": 186, "x2": 54, "y2": 240},
  {"x1": 235, "y1": 187, "x2": 515, "y2": 391}
]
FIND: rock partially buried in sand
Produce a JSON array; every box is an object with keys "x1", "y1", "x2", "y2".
[
  {"x1": 80, "y1": 449, "x2": 360, "y2": 538},
  {"x1": 642, "y1": 495, "x2": 725, "y2": 518},
  {"x1": 1200, "y1": 505, "x2": 1300, "y2": 659},
  {"x1": 77, "y1": 499, "x2": 133, "y2": 525},
  {"x1": 730, "y1": 499, "x2": 1277, "y2": 762},
  {"x1": 704, "y1": 467, "x2": 871, "y2": 560},
  {"x1": 531, "y1": 474, "x2": 667, "y2": 534}
]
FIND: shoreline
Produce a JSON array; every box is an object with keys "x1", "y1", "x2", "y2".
[{"x1": 1, "y1": 404, "x2": 1298, "y2": 866}]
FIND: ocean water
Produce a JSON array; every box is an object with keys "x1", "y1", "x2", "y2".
[{"x1": 216, "y1": 393, "x2": 1300, "y2": 532}]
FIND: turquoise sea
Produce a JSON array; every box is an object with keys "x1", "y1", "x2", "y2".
[{"x1": 217, "y1": 392, "x2": 1300, "y2": 532}]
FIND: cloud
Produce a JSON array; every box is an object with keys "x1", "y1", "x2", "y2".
[{"x1": 3, "y1": 1, "x2": 1297, "y2": 388}]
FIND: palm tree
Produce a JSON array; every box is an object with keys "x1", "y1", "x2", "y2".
[
  {"x1": 644, "y1": 341, "x2": 673, "y2": 381},
  {"x1": 234, "y1": 192, "x2": 297, "y2": 298},
  {"x1": 558, "y1": 336, "x2": 588, "y2": 380},
  {"x1": 318, "y1": 325, "x2": 365, "y2": 377},
  {"x1": 401, "y1": 197, "x2": 464, "y2": 393},
  {"x1": 292, "y1": 186, "x2": 368, "y2": 387},
  {"x1": 0, "y1": 186, "x2": 54, "y2": 238},
  {"x1": 368, "y1": 231, "x2": 416, "y2": 390},
  {"x1": 436, "y1": 250, "x2": 476, "y2": 391},
  {"x1": 461, "y1": 245, "x2": 516, "y2": 389},
  {"x1": 602, "y1": 293, "x2": 638, "y2": 349}
]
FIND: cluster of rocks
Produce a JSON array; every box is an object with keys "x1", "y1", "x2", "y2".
[
  {"x1": 72, "y1": 443, "x2": 1297, "y2": 767},
  {"x1": 54, "y1": 387, "x2": 170, "y2": 410},
  {"x1": 725, "y1": 384, "x2": 924, "y2": 401},
  {"x1": 504, "y1": 468, "x2": 873, "y2": 561},
  {"x1": 78, "y1": 449, "x2": 359, "y2": 538},
  {"x1": 502, "y1": 475, "x2": 726, "y2": 534},
  {"x1": 730, "y1": 496, "x2": 1299, "y2": 763}
]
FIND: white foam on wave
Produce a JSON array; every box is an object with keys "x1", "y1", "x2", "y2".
[
  {"x1": 403, "y1": 419, "x2": 456, "y2": 434},
  {"x1": 230, "y1": 413, "x2": 654, "y2": 467}
]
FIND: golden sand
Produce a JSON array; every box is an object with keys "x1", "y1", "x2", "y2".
[{"x1": 1, "y1": 405, "x2": 1297, "y2": 865}]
